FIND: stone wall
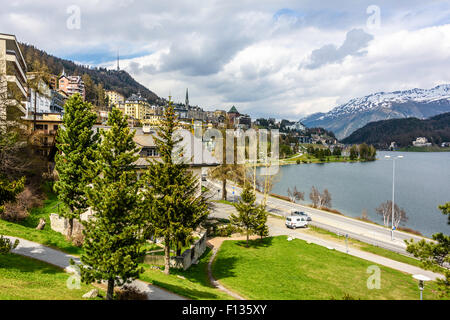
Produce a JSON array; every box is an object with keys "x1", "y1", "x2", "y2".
[
  {"x1": 49, "y1": 208, "x2": 94, "y2": 236},
  {"x1": 169, "y1": 230, "x2": 207, "y2": 270}
]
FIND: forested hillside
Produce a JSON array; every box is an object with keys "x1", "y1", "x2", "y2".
[
  {"x1": 19, "y1": 43, "x2": 160, "y2": 106},
  {"x1": 341, "y1": 112, "x2": 450, "y2": 148}
]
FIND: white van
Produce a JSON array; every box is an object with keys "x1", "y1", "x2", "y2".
[{"x1": 285, "y1": 215, "x2": 308, "y2": 229}]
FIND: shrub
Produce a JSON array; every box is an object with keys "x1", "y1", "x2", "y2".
[
  {"x1": 397, "y1": 227, "x2": 422, "y2": 236},
  {"x1": 116, "y1": 285, "x2": 147, "y2": 300},
  {"x1": 1, "y1": 186, "x2": 43, "y2": 222},
  {"x1": 296, "y1": 159, "x2": 301, "y2": 164}
]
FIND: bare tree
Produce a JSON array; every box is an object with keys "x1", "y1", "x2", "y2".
[
  {"x1": 320, "y1": 189, "x2": 332, "y2": 209},
  {"x1": 392, "y1": 205, "x2": 408, "y2": 229},
  {"x1": 288, "y1": 186, "x2": 304, "y2": 203},
  {"x1": 375, "y1": 201, "x2": 391, "y2": 227},
  {"x1": 375, "y1": 201, "x2": 408, "y2": 228},
  {"x1": 309, "y1": 186, "x2": 320, "y2": 208}
]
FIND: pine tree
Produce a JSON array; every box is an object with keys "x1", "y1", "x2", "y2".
[
  {"x1": 54, "y1": 94, "x2": 99, "y2": 239},
  {"x1": 230, "y1": 183, "x2": 262, "y2": 247},
  {"x1": 78, "y1": 108, "x2": 145, "y2": 300},
  {"x1": 406, "y1": 203, "x2": 449, "y2": 298},
  {"x1": 140, "y1": 98, "x2": 209, "y2": 274},
  {"x1": 255, "y1": 206, "x2": 269, "y2": 240}
]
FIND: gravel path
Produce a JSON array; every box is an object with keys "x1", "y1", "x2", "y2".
[{"x1": 4, "y1": 236, "x2": 186, "y2": 300}]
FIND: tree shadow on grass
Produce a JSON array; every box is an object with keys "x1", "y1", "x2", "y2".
[
  {"x1": 234, "y1": 236, "x2": 273, "y2": 249},
  {"x1": 150, "y1": 280, "x2": 226, "y2": 300},
  {"x1": 211, "y1": 256, "x2": 240, "y2": 282}
]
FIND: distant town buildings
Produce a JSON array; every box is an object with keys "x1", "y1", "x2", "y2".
[{"x1": 412, "y1": 137, "x2": 432, "y2": 147}]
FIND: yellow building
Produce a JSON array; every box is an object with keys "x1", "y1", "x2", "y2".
[
  {"x1": 124, "y1": 93, "x2": 151, "y2": 120},
  {"x1": 105, "y1": 90, "x2": 125, "y2": 107},
  {"x1": 141, "y1": 115, "x2": 162, "y2": 126}
]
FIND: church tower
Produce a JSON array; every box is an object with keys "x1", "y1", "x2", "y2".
[
  {"x1": 185, "y1": 88, "x2": 189, "y2": 109},
  {"x1": 117, "y1": 50, "x2": 120, "y2": 71}
]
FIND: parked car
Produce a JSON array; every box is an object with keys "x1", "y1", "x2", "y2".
[
  {"x1": 201, "y1": 174, "x2": 207, "y2": 181},
  {"x1": 285, "y1": 215, "x2": 308, "y2": 229},
  {"x1": 291, "y1": 210, "x2": 312, "y2": 221}
]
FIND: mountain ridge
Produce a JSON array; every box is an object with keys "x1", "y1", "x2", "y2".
[
  {"x1": 301, "y1": 85, "x2": 450, "y2": 139},
  {"x1": 341, "y1": 112, "x2": 450, "y2": 148},
  {"x1": 18, "y1": 43, "x2": 160, "y2": 104}
]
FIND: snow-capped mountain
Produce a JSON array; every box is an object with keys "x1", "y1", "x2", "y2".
[{"x1": 301, "y1": 84, "x2": 450, "y2": 139}]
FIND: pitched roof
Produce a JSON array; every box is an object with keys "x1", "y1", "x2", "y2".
[{"x1": 228, "y1": 106, "x2": 239, "y2": 114}]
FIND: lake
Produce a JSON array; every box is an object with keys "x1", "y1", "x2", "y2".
[{"x1": 268, "y1": 151, "x2": 450, "y2": 237}]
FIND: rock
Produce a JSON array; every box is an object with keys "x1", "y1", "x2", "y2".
[
  {"x1": 36, "y1": 218, "x2": 46, "y2": 230},
  {"x1": 177, "y1": 275, "x2": 186, "y2": 280},
  {"x1": 287, "y1": 237, "x2": 293, "y2": 241},
  {"x1": 82, "y1": 289, "x2": 98, "y2": 299}
]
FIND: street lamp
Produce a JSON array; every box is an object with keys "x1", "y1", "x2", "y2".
[
  {"x1": 412, "y1": 274, "x2": 431, "y2": 300},
  {"x1": 384, "y1": 155, "x2": 403, "y2": 241}
]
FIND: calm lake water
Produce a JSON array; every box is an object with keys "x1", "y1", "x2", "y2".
[{"x1": 269, "y1": 151, "x2": 450, "y2": 237}]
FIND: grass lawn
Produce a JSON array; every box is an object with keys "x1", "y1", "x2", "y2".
[
  {"x1": 140, "y1": 247, "x2": 233, "y2": 300},
  {"x1": 0, "y1": 253, "x2": 97, "y2": 300},
  {"x1": 212, "y1": 236, "x2": 446, "y2": 300},
  {"x1": 0, "y1": 183, "x2": 82, "y2": 255},
  {"x1": 305, "y1": 225, "x2": 424, "y2": 269}
]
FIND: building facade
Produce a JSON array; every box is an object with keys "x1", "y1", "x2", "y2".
[
  {"x1": 124, "y1": 93, "x2": 151, "y2": 120},
  {"x1": 58, "y1": 70, "x2": 85, "y2": 100},
  {"x1": 0, "y1": 33, "x2": 28, "y2": 124},
  {"x1": 105, "y1": 90, "x2": 125, "y2": 108}
]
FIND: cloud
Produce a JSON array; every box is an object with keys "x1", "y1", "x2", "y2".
[{"x1": 304, "y1": 28, "x2": 374, "y2": 69}]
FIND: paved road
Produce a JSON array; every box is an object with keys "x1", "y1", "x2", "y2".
[
  {"x1": 205, "y1": 180, "x2": 428, "y2": 255},
  {"x1": 209, "y1": 202, "x2": 443, "y2": 280},
  {"x1": 4, "y1": 236, "x2": 186, "y2": 300}
]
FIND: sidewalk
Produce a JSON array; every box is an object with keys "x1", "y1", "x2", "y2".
[{"x1": 4, "y1": 236, "x2": 186, "y2": 300}]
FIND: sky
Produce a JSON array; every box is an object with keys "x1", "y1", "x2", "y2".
[{"x1": 1, "y1": 0, "x2": 450, "y2": 120}]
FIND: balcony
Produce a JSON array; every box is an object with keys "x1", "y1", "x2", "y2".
[{"x1": 6, "y1": 75, "x2": 27, "y2": 98}]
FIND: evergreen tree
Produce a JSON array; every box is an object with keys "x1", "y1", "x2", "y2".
[
  {"x1": 78, "y1": 108, "x2": 145, "y2": 300},
  {"x1": 439, "y1": 202, "x2": 450, "y2": 225},
  {"x1": 255, "y1": 206, "x2": 269, "y2": 240},
  {"x1": 406, "y1": 203, "x2": 449, "y2": 298},
  {"x1": 54, "y1": 94, "x2": 99, "y2": 239},
  {"x1": 140, "y1": 98, "x2": 209, "y2": 274},
  {"x1": 230, "y1": 183, "x2": 263, "y2": 247}
]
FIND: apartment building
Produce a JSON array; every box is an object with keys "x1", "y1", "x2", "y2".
[
  {"x1": 124, "y1": 93, "x2": 151, "y2": 120},
  {"x1": 58, "y1": 70, "x2": 85, "y2": 100},
  {"x1": 105, "y1": 90, "x2": 125, "y2": 108},
  {"x1": 0, "y1": 33, "x2": 28, "y2": 122},
  {"x1": 25, "y1": 73, "x2": 52, "y2": 115}
]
